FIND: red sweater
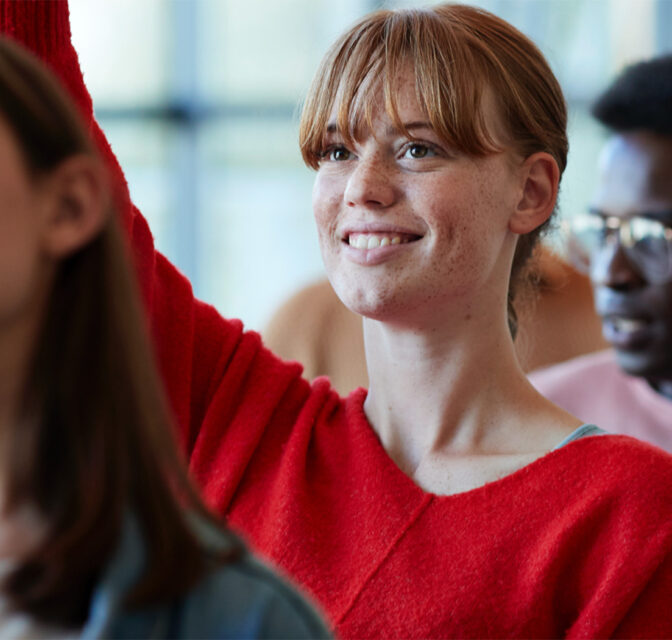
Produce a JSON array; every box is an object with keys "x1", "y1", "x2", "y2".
[{"x1": 5, "y1": 3, "x2": 672, "y2": 637}]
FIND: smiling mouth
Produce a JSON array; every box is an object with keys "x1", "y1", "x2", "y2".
[
  {"x1": 601, "y1": 314, "x2": 654, "y2": 349},
  {"x1": 607, "y1": 317, "x2": 649, "y2": 333},
  {"x1": 345, "y1": 232, "x2": 422, "y2": 249}
]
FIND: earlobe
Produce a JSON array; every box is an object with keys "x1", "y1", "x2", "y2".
[
  {"x1": 41, "y1": 155, "x2": 108, "y2": 258},
  {"x1": 508, "y1": 152, "x2": 559, "y2": 235}
]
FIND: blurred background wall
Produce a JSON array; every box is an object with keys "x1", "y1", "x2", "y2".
[{"x1": 70, "y1": 0, "x2": 672, "y2": 331}]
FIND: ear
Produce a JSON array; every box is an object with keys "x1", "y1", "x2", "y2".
[
  {"x1": 508, "y1": 152, "x2": 559, "y2": 235},
  {"x1": 40, "y1": 155, "x2": 108, "y2": 258}
]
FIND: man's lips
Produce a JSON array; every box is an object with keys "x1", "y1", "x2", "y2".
[
  {"x1": 594, "y1": 288, "x2": 651, "y2": 325},
  {"x1": 600, "y1": 314, "x2": 654, "y2": 349},
  {"x1": 594, "y1": 286, "x2": 659, "y2": 349}
]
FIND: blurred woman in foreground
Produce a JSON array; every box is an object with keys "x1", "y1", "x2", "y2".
[
  {"x1": 0, "y1": 36, "x2": 327, "y2": 639},
  {"x1": 5, "y1": 1, "x2": 671, "y2": 637}
]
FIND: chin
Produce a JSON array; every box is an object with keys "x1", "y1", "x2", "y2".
[
  {"x1": 332, "y1": 282, "x2": 406, "y2": 323},
  {"x1": 338, "y1": 292, "x2": 391, "y2": 321}
]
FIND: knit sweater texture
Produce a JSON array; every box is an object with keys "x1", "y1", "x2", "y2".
[{"x1": 5, "y1": 3, "x2": 672, "y2": 637}]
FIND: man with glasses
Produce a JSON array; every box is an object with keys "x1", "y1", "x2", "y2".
[{"x1": 530, "y1": 55, "x2": 672, "y2": 453}]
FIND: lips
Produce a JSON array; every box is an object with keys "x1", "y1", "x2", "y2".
[
  {"x1": 347, "y1": 232, "x2": 420, "y2": 249},
  {"x1": 601, "y1": 314, "x2": 654, "y2": 349},
  {"x1": 594, "y1": 284, "x2": 661, "y2": 350},
  {"x1": 338, "y1": 227, "x2": 423, "y2": 266}
]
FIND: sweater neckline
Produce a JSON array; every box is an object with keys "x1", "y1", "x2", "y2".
[{"x1": 346, "y1": 387, "x2": 605, "y2": 501}]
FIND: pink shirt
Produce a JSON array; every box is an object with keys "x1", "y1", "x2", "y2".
[{"x1": 529, "y1": 349, "x2": 672, "y2": 453}]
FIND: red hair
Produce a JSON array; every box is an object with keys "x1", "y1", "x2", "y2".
[{"x1": 299, "y1": 4, "x2": 568, "y2": 336}]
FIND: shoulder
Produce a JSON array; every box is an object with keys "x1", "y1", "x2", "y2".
[
  {"x1": 559, "y1": 434, "x2": 672, "y2": 507},
  {"x1": 529, "y1": 435, "x2": 672, "y2": 574},
  {"x1": 172, "y1": 515, "x2": 332, "y2": 638},
  {"x1": 177, "y1": 549, "x2": 331, "y2": 639},
  {"x1": 264, "y1": 279, "x2": 343, "y2": 344},
  {"x1": 563, "y1": 433, "x2": 672, "y2": 472},
  {"x1": 528, "y1": 349, "x2": 621, "y2": 394},
  {"x1": 529, "y1": 349, "x2": 616, "y2": 384},
  {"x1": 559, "y1": 436, "x2": 672, "y2": 621},
  {"x1": 263, "y1": 278, "x2": 364, "y2": 391}
]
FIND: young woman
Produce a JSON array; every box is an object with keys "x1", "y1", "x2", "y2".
[
  {"x1": 0, "y1": 35, "x2": 328, "y2": 639},
  {"x1": 7, "y1": 1, "x2": 671, "y2": 637}
]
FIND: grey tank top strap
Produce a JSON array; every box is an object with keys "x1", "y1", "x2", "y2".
[{"x1": 553, "y1": 424, "x2": 606, "y2": 450}]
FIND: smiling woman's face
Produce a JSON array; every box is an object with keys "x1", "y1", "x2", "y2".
[{"x1": 311, "y1": 70, "x2": 522, "y2": 327}]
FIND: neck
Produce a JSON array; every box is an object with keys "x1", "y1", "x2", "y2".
[{"x1": 362, "y1": 305, "x2": 557, "y2": 475}]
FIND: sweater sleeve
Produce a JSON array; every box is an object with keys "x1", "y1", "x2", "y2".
[{"x1": 0, "y1": 1, "x2": 310, "y2": 467}]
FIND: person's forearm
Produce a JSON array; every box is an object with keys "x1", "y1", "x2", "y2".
[{"x1": 0, "y1": 0, "x2": 81, "y2": 95}]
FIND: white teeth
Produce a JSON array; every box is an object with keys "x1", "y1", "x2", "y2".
[
  {"x1": 354, "y1": 235, "x2": 368, "y2": 249},
  {"x1": 612, "y1": 318, "x2": 647, "y2": 332},
  {"x1": 348, "y1": 233, "x2": 405, "y2": 249}
]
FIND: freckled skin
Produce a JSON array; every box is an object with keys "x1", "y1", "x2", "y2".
[{"x1": 312, "y1": 73, "x2": 521, "y2": 330}]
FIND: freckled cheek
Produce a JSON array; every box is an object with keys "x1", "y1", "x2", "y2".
[
  {"x1": 425, "y1": 197, "x2": 493, "y2": 268},
  {"x1": 422, "y1": 194, "x2": 474, "y2": 246}
]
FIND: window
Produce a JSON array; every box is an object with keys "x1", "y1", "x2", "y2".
[{"x1": 70, "y1": 0, "x2": 669, "y2": 330}]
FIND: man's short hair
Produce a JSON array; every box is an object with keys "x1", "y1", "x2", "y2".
[{"x1": 592, "y1": 54, "x2": 672, "y2": 136}]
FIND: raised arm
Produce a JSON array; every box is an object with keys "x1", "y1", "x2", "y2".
[
  {"x1": 0, "y1": 0, "x2": 203, "y2": 441},
  {"x1": 0, "y1": 1, "x2": 309, "y2": 474},
  {"x1": 0, "y1": 0, "x2": 134, "y2": 231}
]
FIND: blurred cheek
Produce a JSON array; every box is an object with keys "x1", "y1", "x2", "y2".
[
  {"x1": 0, "y1": 249, "x2": 39, "y2": 325},
  {"x1": 0, "y1": 206, "x2": 47, "y2": 327}
]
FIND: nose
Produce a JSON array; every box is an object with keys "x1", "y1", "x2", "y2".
[
  {"x1": 343, "y1": 155, "x2": 395, "y2": 209},
  {"x1": 590, "y1": 239, "x2": 645, "y2": 291}
]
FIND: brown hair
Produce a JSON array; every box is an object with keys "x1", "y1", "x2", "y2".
[
  {"x1": 0, "y1": 37, "x2": 240, "y2": 626},
  {"x1": 299, "y1": 4, "x2": 568, "y2": 337}
]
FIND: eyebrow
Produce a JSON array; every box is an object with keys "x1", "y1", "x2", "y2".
[{"x1": 325, "y1": 121, "x2": 434, "y2": 136}]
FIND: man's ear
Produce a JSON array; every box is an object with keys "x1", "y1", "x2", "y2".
[
  {"x1": 40, "y1": 155, "x2": 108, "y2": 258},
  {"x1": 508, "y1": 152, "x2": 559, "y2": 234}
]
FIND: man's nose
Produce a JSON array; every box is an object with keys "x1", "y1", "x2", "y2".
[
  {"x1": 344, "y1": 156, "x2": 395, "y2": 209},
  {"x1": 590, "y1": 240, "x2": 646, "y2": 290}
]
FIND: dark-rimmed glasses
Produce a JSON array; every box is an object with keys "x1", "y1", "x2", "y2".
[{"x1": 567, "y1": 209, "x2": 672, "y2": 284}]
